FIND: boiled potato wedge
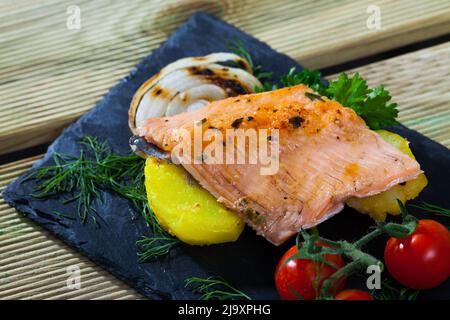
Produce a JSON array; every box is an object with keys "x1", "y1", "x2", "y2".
[
  {"x1": 346, "y1": 130, "x2": 428, "y2": 221},
  {"x1": 144, "y1": 157, "x2": 245, "y2": 245}
]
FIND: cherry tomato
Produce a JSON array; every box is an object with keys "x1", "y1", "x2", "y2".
[
  {"x1": 384, "y1": 219, "x2": 450, "y2": 289},
  {"x1": 275, "y1": 244, "x2": 346, "y2": 300},
  {"x1": 335, "y1": 289, "x2": 373, "y2": 300}
]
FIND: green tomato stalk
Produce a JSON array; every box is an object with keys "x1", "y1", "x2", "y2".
[{"x1": 291, "y1": 200, "x2": 418, "y2": 299}]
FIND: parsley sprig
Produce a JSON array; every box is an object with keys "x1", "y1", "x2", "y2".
[
  {"x1": 261, "y1": 70, "x2": 399, "y2": 130},
  {"x1": 327, "y1": 73, "x2": 399, "y2": 129},
  {"x1": 230, "y1": 41, "x2": 399, "y2": 130}
]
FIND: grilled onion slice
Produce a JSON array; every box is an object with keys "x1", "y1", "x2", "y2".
[{"x1": 128, "y1": 53, "x2": 262, "y2": 134}]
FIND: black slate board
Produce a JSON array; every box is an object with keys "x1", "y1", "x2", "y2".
[{"x1": 3, "y1": 12, "x2": 450, "y2": 300}]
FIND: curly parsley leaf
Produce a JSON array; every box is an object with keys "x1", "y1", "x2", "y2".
[
  {"x1": 256, "y1": 70, "x2": 399, "y2": 130},
  {"x1": 326, "y1": 73, "x2": 369, "y2": 107},
  {"x1": 227, "y1": 38, "x2": 399, "y2": 130},
  {"x1": 280, "y1": 67, "x2": 328, "y2": 95},
  {"x1": 359, "y1": 85, "x2": 399, "y2": 129},
  {"x1": 327, "y1": 73, "x2": 398, "y2": 130},
  {"x1": 255, "y1": 67, "x2": 327, "y2": 95}
]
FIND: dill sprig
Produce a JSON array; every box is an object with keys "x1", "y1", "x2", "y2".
[
  {"x1": 24, "y1": 135, "x2": 179, "y2": 261},
  {"x1": 227, "y1": 38, "x2": 273, "y2": 83},
  {"x1": 373, "y1": 279, "x2": 420, "y2": 300},
  {"x1": 185, "y1": 276, "x2": 251, "y2": 300},
  {"x1": 136, "y1": 235, "x2": 179, "y2": 262},
  {"x1": 410, "y1": 202, "x2": 450, "y2": 219},
  {"x1": 25, "y1": 137, "x2": 145, "y2": 223}
]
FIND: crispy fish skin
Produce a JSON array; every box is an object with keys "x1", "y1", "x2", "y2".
[{"x1": 138, "y1": 85, "x2": 422, "y2": 245}]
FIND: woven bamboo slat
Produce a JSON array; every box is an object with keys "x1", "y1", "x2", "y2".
[{"x1": 0, "y1": 0, "x2": 449, "y2": 154}]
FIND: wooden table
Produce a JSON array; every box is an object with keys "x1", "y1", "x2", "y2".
[{"x1": 1, "y1": 0, "x2": 449, "y2": 299}]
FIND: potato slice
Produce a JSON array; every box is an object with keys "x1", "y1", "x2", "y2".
[
  {"x1": 346, "y1": 130, "x2": 428, "y2": 221},
  {"x1": 144, "y1": 157, "x2": 245, "y2": 245}
]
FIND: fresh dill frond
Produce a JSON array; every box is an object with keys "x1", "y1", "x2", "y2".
[
  {"x1": 24, "y1": 135, "x2": 179, "y2": 261},
  {"x1": 136, "y1": 235, "x2": 179, "y2": 262},
  {"x1": 280, "y1": 67, "x2": 328, "y2": 95},
  {"x1": 410, "y1": 202, "x2": 450, "y2": 219},
  {"x1": 227, "y1": 38, "x2": 273, "y2": 83},
  {"x1": 185, "y1": 276, "x2": 251, "y2": 300},
  {"x1": 373, "y1": 279, "x2": 420, "y2": 300},
  {"x1": 53, "y1": 210, "x2": 75, "y2": 220},
  {"x1": 135, "y1": 202, "x2": 180, "y2": 261},
  {"x1": 227, "y1": 38, "x2": 255, "y2": 70},
  {"x1": 25, "y1": 136, "x2": 146, "y2": 223}
]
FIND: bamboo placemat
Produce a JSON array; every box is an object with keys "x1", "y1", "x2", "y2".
[
  {"x1": 1, "y1": 0, "x2": 449, "y2": 155},
  {"x1": 1, "y1": 41, "x2": 449, "y2": 299}
]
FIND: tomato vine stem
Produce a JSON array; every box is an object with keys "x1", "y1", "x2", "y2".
[{"x1": 296, "y1": 201, "x2": 419, "y2": 299}]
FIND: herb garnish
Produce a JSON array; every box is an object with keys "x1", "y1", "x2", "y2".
[
  {"x1": 373, "y1": 279, "x2": 420, "y2": 300},
  {"x1": 227, "y1": 38, "x2": 273, "y2": 83},
  {"x1": 24, "y1": 136, "x2": 178, "y2": 261},
  {"x1": 229, "y1": 41, "x2": 399, "y2": 130},
  {"x1": 265, "y1": 70, "x2": 399, "y2": 130},
  {"x1": 24, "y1": 136, "x2": 143, "y2": 223},
  {"x1": 305, "y1": 92, "x2": 324, "y2": 101},
  {"x1": 280, "y1": 67, "x2": 328, "y2": 94},
  {"x1": 253, "y1": 67, "x2": 327, "y2": 94},
  {"x1": 410, "y1": 202, "x2": 450, "y2": 219},
  {"x1": 136, "y1": 236, "x2": 179, "y2": 262},
  {"x1": 185, "y1": 276, "x2": 251, "y2": 300},
  {"x1": 327, "y1": 73, "x2": 398, "y2": 129}
]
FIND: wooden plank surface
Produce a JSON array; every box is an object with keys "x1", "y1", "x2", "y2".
[
  {"x1": 1, "y1": 0, "x2": 450, "y2": 155},
  {"x1": 1, "y1": 40, "x2": 449, "y2": 299},
  {"x1": 0, "y1": 156, "x2": 143, "y2": 300},
  {"x1": 330, "y1": 42, "x2": 450, "y2": 147}
]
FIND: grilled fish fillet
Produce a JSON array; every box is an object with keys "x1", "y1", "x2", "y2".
[{"x1": 138, "y1": 85, "x2": 422, "y2": 245}]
